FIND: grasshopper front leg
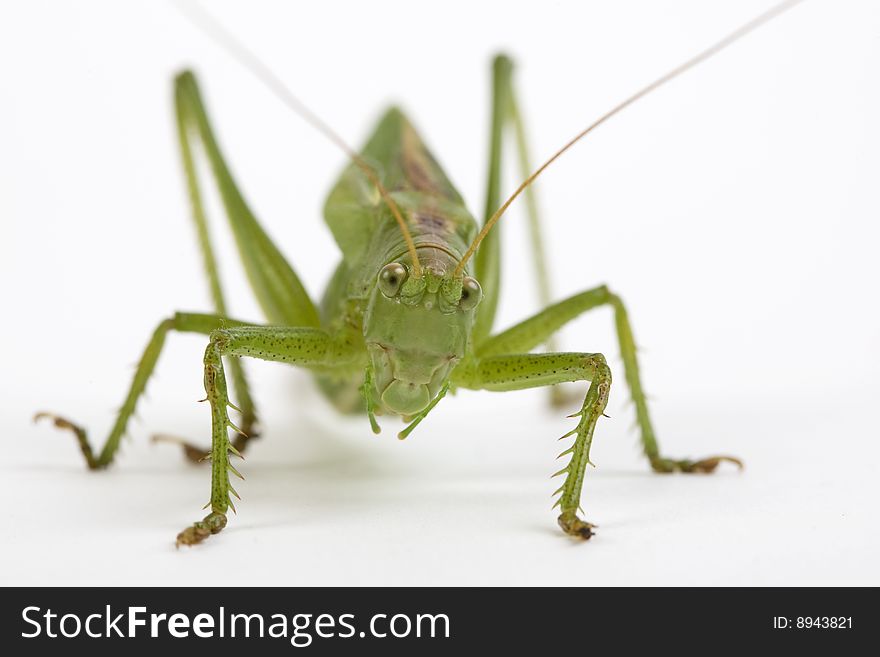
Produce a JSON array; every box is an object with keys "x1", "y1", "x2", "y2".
[
  {"x1": 454, "y1": 352, "x2": 612, "y2": 539},
  {"x1": 176, "y1": 325, "x2": 359, "y2": 547}
]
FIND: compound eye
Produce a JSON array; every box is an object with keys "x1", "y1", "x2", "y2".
[
  {"x1": 378, "y1": 263, "x2": 407, "y2": 298},
  {"x1": 459, "y1": 277, "x2": 482, "y2": 311}
]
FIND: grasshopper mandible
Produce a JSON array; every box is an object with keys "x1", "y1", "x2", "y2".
[{"x1": 36, "y1": 1, "x2": 800, "y2": 546}]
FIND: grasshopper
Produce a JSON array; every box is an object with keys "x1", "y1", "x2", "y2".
[{"x1": 36, "y1": 2, "x2": 800, "y2": 546}]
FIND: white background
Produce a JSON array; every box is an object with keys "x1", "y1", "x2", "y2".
[{"x1": 2, "y1": 0, "x2": 878, "y2": 586}]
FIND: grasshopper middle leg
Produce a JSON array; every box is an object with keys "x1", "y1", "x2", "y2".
[
  {"x1": 477, "y1": 285, "x2": 743, "y2": 474},
  {"x1": 36, "y1": 312, "x2": 257, "y2": 469}
]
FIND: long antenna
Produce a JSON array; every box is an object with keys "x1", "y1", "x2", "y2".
[
  {"x1": 454, "y1": 0, "x2": 803, "y2": 277},
  {"x1": 173, "y1": 0, "x2": 423, "y2": 276}
]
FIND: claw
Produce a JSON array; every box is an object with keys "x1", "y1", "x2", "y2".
[
  {"x1": 557, "y1": 513, "x2": 597, "y2": 540},
  {"x1": 175, "y1": 512, "x2": 227, "y2": 548},
  {"x1": 34, "y1": 411, "x2": 84, "y2": 435},
  {"x1": 651, "y1": 454, "x2": 744, "y2": 474},
  {"x1": 687, "y1": 455, "x2": 744, "y2": 473}
]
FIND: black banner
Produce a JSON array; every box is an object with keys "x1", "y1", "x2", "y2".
[{"x1": 1, "y1": 587, "x2": 871, "y2": 654}]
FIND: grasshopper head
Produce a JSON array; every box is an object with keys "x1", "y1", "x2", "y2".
[{"x1": 363, "y1": 256, "x2": 482, "y2": 416}]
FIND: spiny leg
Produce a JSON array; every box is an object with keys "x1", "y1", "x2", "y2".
[
  {"x1": 453, "y1": 352, "x2": 612, "y2": 539},
  {"x1": 175, "y1": 325, "x2": 359, "y2": 547},
  {"x1": 36, "y1": 312, "x2": 254, "y2": 470},
  {"x1": 608, "y1": 293, "x2": 741, "y2": 473},
  {"x1": 476, "y1": 285, "x2": 742, "y2": 474}
]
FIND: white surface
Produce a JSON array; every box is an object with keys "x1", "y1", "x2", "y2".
[{"x1": 2, "y1": 0, "x2": 879, "y2": 586}]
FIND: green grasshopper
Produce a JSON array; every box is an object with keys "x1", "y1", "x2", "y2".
[{"x1": 36, "y1": 2, "x2": 799, "y2": 546}]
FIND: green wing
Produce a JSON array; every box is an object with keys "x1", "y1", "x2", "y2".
[{"x1": 323, "y1": 107, "x2": 464, "y2": 264}]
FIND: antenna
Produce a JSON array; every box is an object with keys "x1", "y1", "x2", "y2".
[
  {"x1": 454, "y1": 0, "x2": 803, "y2": 276},
  {"x1": 173, "y1": 0, "x2": 423, "y2": 275}
]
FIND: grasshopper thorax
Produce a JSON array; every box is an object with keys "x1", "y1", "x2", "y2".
[{"x1": 363, "y1": 252, "x2": 481, "y2": 416}]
